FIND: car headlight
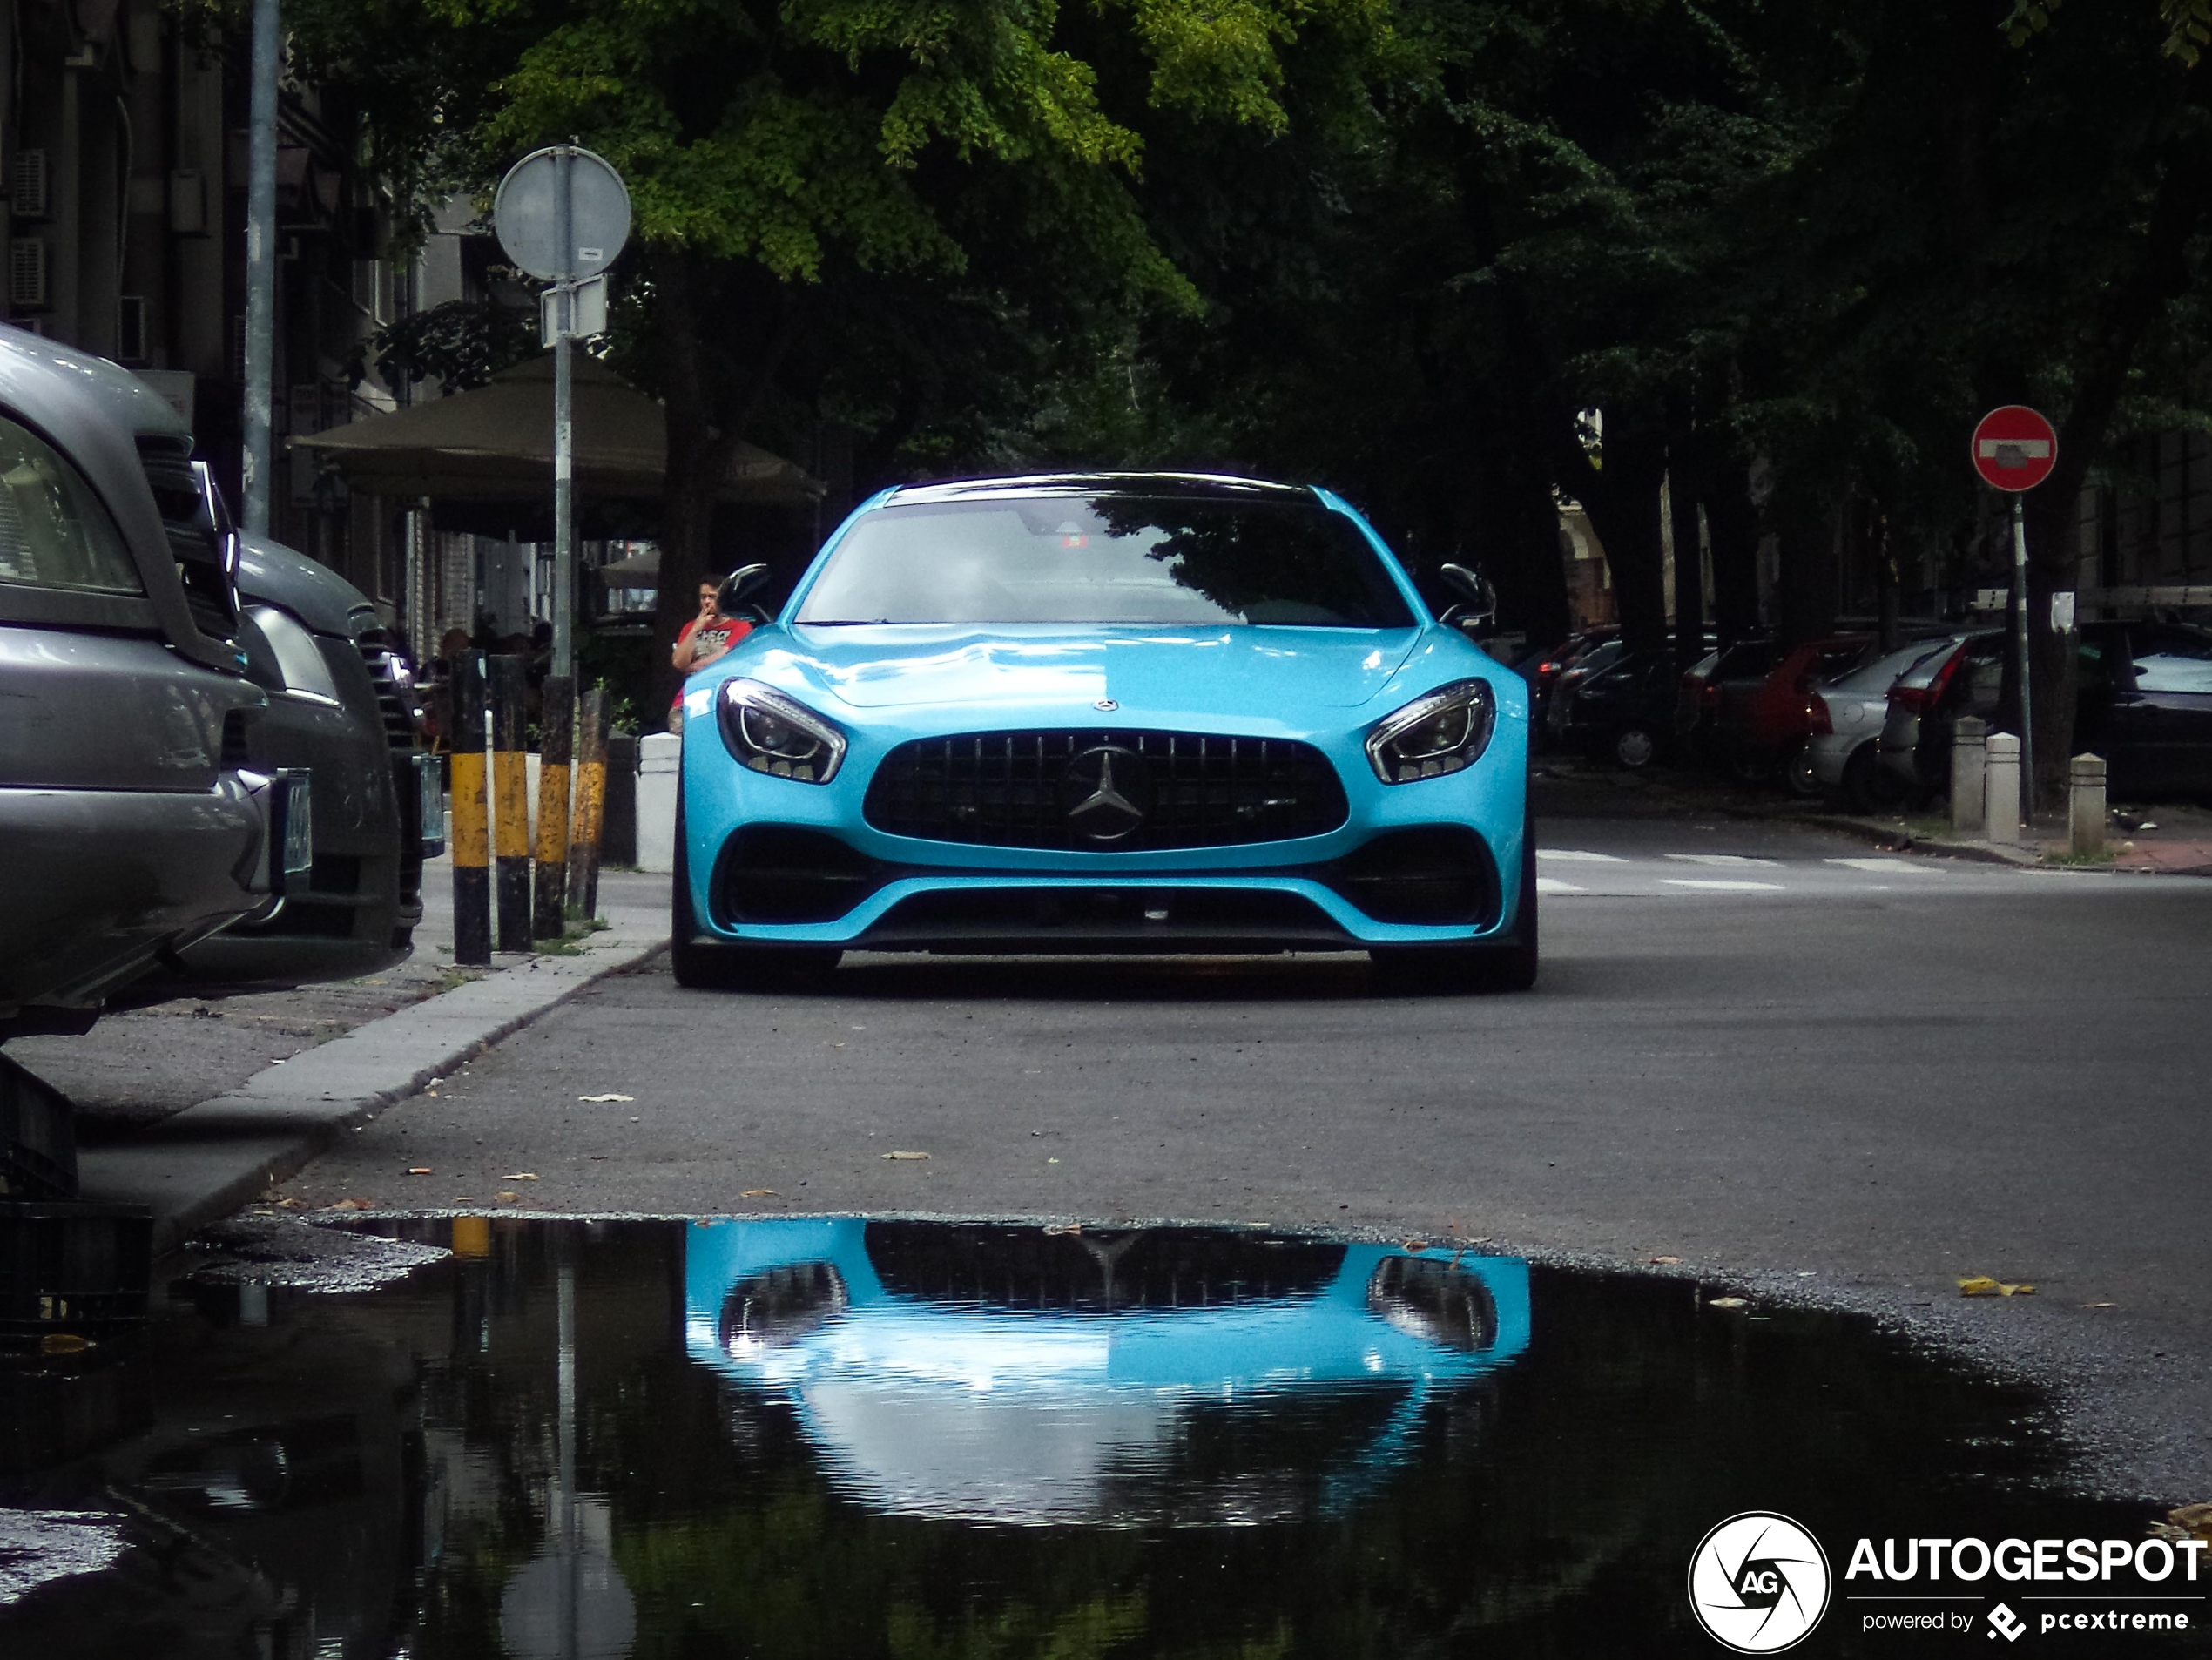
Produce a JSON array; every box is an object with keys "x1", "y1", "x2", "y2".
[
  {"x1": 717, "y1": 678, "x2": 847, "y2": 784},
  {"x1": 1366, "y1": 678, "x2": 1497, "y2": 783}
]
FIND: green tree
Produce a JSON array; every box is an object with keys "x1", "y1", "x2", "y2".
[{"x1": 290, "y1": 0, "x2": 1401, "y2": 701}]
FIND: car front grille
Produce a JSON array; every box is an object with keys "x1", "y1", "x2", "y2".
[
  {"x1": 135, "y1": 435, "x2": 235, "y2": 644},
  {"x1": 355, "y1": 628, "x2": 425, "y2": 914},
  {"x1": 863, "y1": 729, "x2": 1348, "y2": 851},
  {"x1": 354, "y1": 631, "x2": 419, "y2": 752}
]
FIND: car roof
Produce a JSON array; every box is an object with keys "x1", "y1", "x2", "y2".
[{"x1": 884, "y1": 472, "x2": 1317, "y2": 505}]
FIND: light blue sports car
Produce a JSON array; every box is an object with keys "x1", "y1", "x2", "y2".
[{"x1": 672, "y1": 472, "x2": 1534, "y2": 991}]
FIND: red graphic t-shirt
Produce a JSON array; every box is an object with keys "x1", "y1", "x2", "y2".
[{"x1": 671, "y1": 615, "x2": 754, "y2": 707}]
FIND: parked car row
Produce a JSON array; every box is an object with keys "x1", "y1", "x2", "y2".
[
  {"x1": 1864, "y1": 622, "x2": 2212, "y2": 806},
  {"x1": 1520, "y1": 613, "x2": 2212, "y2": 810},
  {"x1": 0, "y1": 325, "x2": 438, "y2": 1044}
]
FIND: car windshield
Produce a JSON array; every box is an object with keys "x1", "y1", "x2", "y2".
[{"x1": 794, "y1": 494, "x2": 1418, "y2": 628}]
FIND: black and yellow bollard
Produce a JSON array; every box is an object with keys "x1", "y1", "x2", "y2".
[
  {"x1": 532, "y1": 677, "x2": 573, "y2": 940},
  {"x1": 566, "y1": 687, "x2": 609, "y2": 919},
  {"x1": 450, "y1": 651, "x2": 491, "y2": 966},
  {"x1": 489, "y1": 654, "x2": 532, "y2": 952}
]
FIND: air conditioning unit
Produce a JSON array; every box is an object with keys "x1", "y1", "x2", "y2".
[
  {"x1": 118, "y1": 296, "x2": 149, "y2": 364},
  {"x1": 11, "y1": 151, "x2": 50, "y2": 220},
  {"x1": 10, "y1": 239, "x2": 51, "y2": 310}
]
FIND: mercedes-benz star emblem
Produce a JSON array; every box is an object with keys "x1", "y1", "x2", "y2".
[{"x1": 1061, "y1": 745, "x2": 1152, "y2": 843}]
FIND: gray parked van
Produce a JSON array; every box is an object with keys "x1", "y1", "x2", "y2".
[{"x1": 0, "y1": 327, "x2": 297, "y2": 1038}]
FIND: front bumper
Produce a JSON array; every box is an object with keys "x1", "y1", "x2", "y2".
[{"x1": 681, "y1": 712, "x2": 1530, "y2": 950}]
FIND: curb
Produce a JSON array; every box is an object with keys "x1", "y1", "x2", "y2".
[
  {"x1": 1801, "y1": 817, "x2": 2042, "y2": 867},
  {"x1": 75, "y1": 928, "x2": 669, "y2": 1252}
]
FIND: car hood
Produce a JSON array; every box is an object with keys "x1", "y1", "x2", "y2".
[{"x1": 758, "y1": 625, "x2": 1426, "y2": 717}]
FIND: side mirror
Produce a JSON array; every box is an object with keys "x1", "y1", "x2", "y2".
[
  {"x1": 716, "y1": 563, "x2": 772, "y2": 617},
  {"x1": 1438, "y1": 563, "x2": 1497, "y2": 634}
]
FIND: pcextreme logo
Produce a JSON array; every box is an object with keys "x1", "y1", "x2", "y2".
[{"x1": 1689, "y1": 1512, "x2": 1833, "y2": 1653}]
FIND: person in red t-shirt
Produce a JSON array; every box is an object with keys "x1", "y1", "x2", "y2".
[{"x1": 670, "y1": 579, "x2": 754, "y2": 729}]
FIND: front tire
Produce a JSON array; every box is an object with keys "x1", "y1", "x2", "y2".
[
  {"x1": 1613, "y1": 722, "x2": 1660, "y2": 771},
  {"x1": 1370, "y1": 807, "x2": 1538, "y2": 995},
  {"x1": 1779, "y1": 739, "x2": 1822, "y2": 798},
  {"x1": 671, "y1": 799, "x2": 840, "y2": 991}
]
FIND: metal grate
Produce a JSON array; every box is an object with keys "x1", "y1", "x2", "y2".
[{"x1": 863, "y1": 729, "x2": 1347, "y2": 851}]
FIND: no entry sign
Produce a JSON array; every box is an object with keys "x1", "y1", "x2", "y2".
[{"x1": 1972, "y1": 405, "x2": 2058, "y2": 492}]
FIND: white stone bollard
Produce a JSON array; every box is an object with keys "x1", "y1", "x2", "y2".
[
  {"x1": 1983, "y1": 732, "x2": 2021, "y2": 846},
  {"x1": 2069, "y1": 752, "x2": 2107, "y2": 859},
  {"x1": 636, "y1": 731, "x2": 681, "y2": 874},
  {"x1": 1950, "y1": 716, "x2": 1986, "y2": 835}
]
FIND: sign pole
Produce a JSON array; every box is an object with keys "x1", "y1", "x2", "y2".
[
  {"x1": 552, "y1": 145, "x2": 576, "y2": 685},
  {"x1": 2010, "y1": 495, "x2": 2033, "y2": 825},
  {"x1": 1969, "y1": 404, "x2": 2057, "y2": 833}
]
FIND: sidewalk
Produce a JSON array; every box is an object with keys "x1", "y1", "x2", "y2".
[
  {"x1": 1531, "y1": 758, "x2": 2212, "y2": 875},
  {"x1": 44, "y1": 863, "x2": 671, "y2": 1251},
  {"x1": 1807, "y1": 801, "x2": 2212, "y2": 874}
]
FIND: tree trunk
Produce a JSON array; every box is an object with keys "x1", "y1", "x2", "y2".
[
  {"x1": 647, "y1": 252, "x2": 808, "y2": 720},
  {"x1": 651, "y1": 249, "x2": 723, "y2": 723},
  {"x1": 1567, "y1": 414, "x2": 1668, "y2": 652},
  {"x1": 1873, "y1": 504, "x2": 1901, "y2": 655},
  {"x1": 1472, "y1": 429, "x2": 1571, "y2": 645},
  {"x1": 1669, "y1": 434, "x2": 1706, "y2": 671},
  {"x1": 2020, "y1": 98, "x2": 2209, "y2": 810},
  {"x1": 1705, "y1": 459, "x2": 1763, "y2": 644},
  {"x1": 1773, "y1": 480, "x2": 1837, "y2": 647}
]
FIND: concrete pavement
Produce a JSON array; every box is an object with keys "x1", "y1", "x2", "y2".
[
  {"x1": 266, "y1": 814, "x2": 2212, "y2": 1500},
  {"x1": 58, "y1": 866, "x2": 671, "y2": 1250}
]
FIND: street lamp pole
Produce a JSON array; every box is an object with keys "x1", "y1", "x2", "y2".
[{"x1": 241, "y1": 0, "x2": 280, "y2": 536}]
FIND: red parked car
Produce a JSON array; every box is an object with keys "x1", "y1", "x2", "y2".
[{"x1": 1717, "y1": 636, "x2": 1875, "y2": 793}]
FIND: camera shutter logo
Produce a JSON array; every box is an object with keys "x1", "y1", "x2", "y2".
[{"x1": 1687, "y1": 1512, "x2": 1831, "y2": 1653}]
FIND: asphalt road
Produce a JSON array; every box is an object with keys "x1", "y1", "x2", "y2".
[{"x1": 273, "y1": 814, "x2": 2212, "y2": 1497}]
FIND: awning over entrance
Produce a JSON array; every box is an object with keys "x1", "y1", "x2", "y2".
[{"x1": 293, "y1": 354, "x2": 821, "y2": 507}]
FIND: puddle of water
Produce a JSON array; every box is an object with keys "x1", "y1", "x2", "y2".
[{"x1": 0, "y1": 1216, "x2": 2197, "y2": 1657}]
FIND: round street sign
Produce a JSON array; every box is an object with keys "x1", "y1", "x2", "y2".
[
  {"x1": 1971, "y1": 405, "x2": 2058, "y2": 492},
  {"x1": 493, "y1": 146, "x2": 631, "y2": 282}
]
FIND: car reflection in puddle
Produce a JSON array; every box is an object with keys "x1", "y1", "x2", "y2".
[
  {"x1": 0, "y1": 1214, "x2": 2184, "y2": 1659},
  {"x1": 685, "y1": 1219, "x2": 1527, "y2": 1525}
]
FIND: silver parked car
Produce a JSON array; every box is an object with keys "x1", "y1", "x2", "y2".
[
  {"x1": 0, "y1": 327, "x2": 300, "y2": 1039},
  {"x1": 1807, "y1": 634, "x2": 1966, "y2": 812}
]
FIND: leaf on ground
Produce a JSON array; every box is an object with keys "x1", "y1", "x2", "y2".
[
  {"x1": 1708, "y1": 1296, "x2": 1750, "y2": 1309},
  {"x1": 327, "y1": 1198, "x2": 376, "y2": 1211},
  {"x1": 578, "y1": 1093, "x2": 634, "y2": 1103},
  {"x1": 2080, "y1": 1301, "x2": 2115, "y2": 1309},
  {"x1": 496, "y1": 1191, "x2": 521, "y2": 1203},
  {"x1": 407, "y1": 1167, "x2": 433, "y2": 1176},
  {"x1": 882, "y1": 1151, "x2": 930, "y2": 1160},
  {"x1": 2155, "y1": 1504, "x2": 2212, "y2": 1544},
  {"x1": 741, "y1": 1189, "x2": 780, "y2": 1198},
  {"x1": 500, "y1": 1173, "x2": 539, "y2": 1181},
  {"x1": 40, "y1": 1333, "x2": 89, "y2": 1355},
  {"x1": 1648, "y1": 1255, "x2": 1683, "y2": 1265},
  {"x1": 1959, "y1": 1276, "x2": 2036, "y2": 1297},
  {"x1": 273, "y1": 1198, "x2": 307, "y2": 1210},
  {"x1": 1043, "y1": 1223, "x2": 1082, "y2": 1236}
]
